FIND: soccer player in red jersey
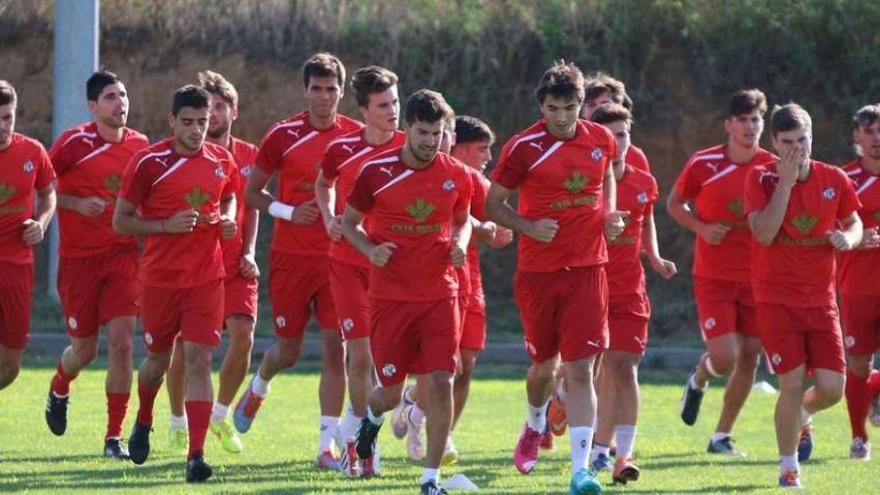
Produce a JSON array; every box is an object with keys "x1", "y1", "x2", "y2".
[
  {"x1": 165, "y1": 71, "x2": 259, "y2": 455},
  {"x1": 486, "y1": 61, "x2": 625, "y2": 495},
  {"x1": 233, "y1": 53, "x2": 362, "y2": 468},
  {"x1": 44, "y1": 71, "x2": 148, "y2": 459},
  {"x1": 114, "y1": 85, "x2": 238, "y2": 482},
  {"x1": 343, "y1": 89, "x2": 472, "y2": 495},
  {"x1": 668, "y1": 89, "x2": 775, "y2": 455},
  {"x1": 0, "y1": 80, "x2": 56, "y2": 394},
  {"x1": 581, "y1": 73, "x2": 650, "y2": 173},
  {"x1": 314, "y1": 65, "x2": 404, "y2": 477},
  {"x1": 839, "y1": 104, "x2": 880, "y2": 461},
  {"x1": 587, "y1": 104, "x2": 677, "y2": 483},
  {"x1": 745, "y1": 104, "x2": 862, "y2": 488}
]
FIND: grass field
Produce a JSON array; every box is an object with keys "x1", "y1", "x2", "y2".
[{"x1": 0, "y1": 362, "x2": 874, "y2": 494}]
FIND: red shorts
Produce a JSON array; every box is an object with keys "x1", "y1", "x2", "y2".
[
  {"x1": 328, "y1": 260, "x2": 371, "y2": 340},
  {"x1": 370, "y1": 297, "x2": 460, "y2": 387},
  {"x1": 58, "y1": 247, "x2": 139, "y2": 338},
  {"x1": 269, "y1": 251, "x2": 336, "y2": 338},
  {"x1": 0, "y1": 262, "x2": 33, "y2": 350},
  {"x1": 514, "y1": 265, "x2": 609, "y2": 364},
  {"x1": 841, "y1": 294, "x2": 880, "y2": 356},
  {"x1": 757, "y1": 303, "x2": 845, "y2": 374},
  {"x1": 140, "y1": 279, "x2": 224, "y2": 353},
  {"x1": 608, "y1": 293, "x2": 651, "y2": 355},
  {"x1": 693, "y1": 277, "x2": 757, "y2": 340},
  {"x1": 460, "y1": 304, "x2": 486, "y2": 352},
  {"x1": 224, "y1": 273, "x2": 258, "y2": 321}
]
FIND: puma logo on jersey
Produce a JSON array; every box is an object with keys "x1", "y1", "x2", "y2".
[
  {"x1": 341, "y1": 144, "x2": 355, "y2": 154},
  {"x1": 586, "y1": 339, "x2": 602, "y2": 348},
  {"x1": 155, "y1": 157, "x2": 169, "y2": 167},
  {"x1": 705, "y1": 162, "x2": 719, "y2": 173},
  {"x1": 287, "y1": 129, "x2": 301, "y2": 138},
  {"x1": 82, "y1": 138, "x2": 94, "y2": 148},
  {"x1": 529, "y1": 142, "x2": 544, "y2": 153},
  {"x1": 380, "y1": 166, "x2": 394, "y2": 176}
]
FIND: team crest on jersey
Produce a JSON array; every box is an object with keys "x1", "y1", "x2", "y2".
[
  {"x1": 703, "y1": 317, "x2": 716, "y2": 331},
  {"x1": 215, "y1": 164, "x2": 225, "y2": 179},
  {"x1": 382, "y1": 364, "x2": 397, "y2": 377},
  {"x1": 823, "y1": 187, "x2": 835, "y2": 200},
  {"x1": 845, "y1": 336, "x2": 856, "y2": 349},
  {"x1": 240, "y1": 165, "x2": 254, "y2": 178},
  {"x1": 771, "y1": 353, "x2": 782, "y2": 366},
  {"x1": 591, "y1": 148, "x2": 603, "y2": 161},
  {"x1": 23, "y1": 160, "x2": 34, "y2": 173},
  {"x1": 637, "y1": 192, "x2": 649, "y2": 204},
  {"x1": 275, "y1": 316, "x2": 287, "y2": 328},
  {"x1": 443, "y1": 179, "x2": 456, "y2": 192},
  {"x1": 342, "y1": 318, "x2": 354, "y2": 333}
]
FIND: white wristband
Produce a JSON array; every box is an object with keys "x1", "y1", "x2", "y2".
[{"x1": 268, "y1": 201, "x2": 295, "y2": 221}]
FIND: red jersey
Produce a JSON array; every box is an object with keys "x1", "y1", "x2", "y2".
[
  {"x1": 744, "y1": 160, "x2": 861, "y2": 307},
  {"x1": 0, "y1": 133, "x2": 55, "y2": 264},
  {"x1": 50, "y1": 122, "x2": 148, "y2": 258},
  {"x1": 838, "y1": 161, "x2": 880, "y2": 295},
  {"x1": 321, "y1": 128, "x2": 406, "y2": 267},
  {"x1": 674, "y1": 144, "x2": 776, "y2": 282},
  {"x1": 491, "y1": 119, "x2": 617, "y2": 272},
  {"x1": 347, "y1": 147, "x2": 473, "y2": 302},
  {"x1": 256, "y1": 111, "x2": 363, "y2": 256},
  {"x1": 627, "y1": 145, "x2": 651, "y2": 172},
  {"x1": 119, "y1": 138, "x2": 238, "y2": 288},
  {"x1": 222, "y1": 136, "x2": 259, "y2": 276},
  {"x1": 465, "y1": 166, "x2": 491, "y2": 306},
  {"x1": 606, "y1": 165, "x2": 659, "y2": 296}
]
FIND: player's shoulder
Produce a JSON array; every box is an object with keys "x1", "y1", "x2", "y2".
[
  {"x1": 813, "y1": 160, "x2": 849, "y2": 181},
  {"x1": 628, "y1": 144, "x2": 648, "y2": 160},
  {"x1": 123, "y1": 127, "x2": 150, "y2": 147},
  {"x1": 230, "y1": 136, "x2": 259, "y2": 157},
  {"x1": 686, "y1": 144, "x2": 726, "y2": 165},
  {"x1": 503, "y1": 119, "x2": 549, "y2": 152},
  {"x1": 264, "y1": 111, "x2": 310, "y2": 139},
  {"x1": 627, "y1": 164, "x2": 657, "y2": 186},
  {"x1": 577, "y1": 118, "x2": 615, "y2": 143},
  {"x1": 358, "y1": 146, "x2": 403, "y2": 177},
  {"x1": 131, "y1": 138, "x2": 174, "y2": 167},
  {"x1": 326, "y1": 128, "x2": 365, "y2": 153},
  {"x1": 753, "y1": 147, "x2": 777, "y2": 165},
  {"x1": 336, "y1": 114, "x2": 365, "y2": 132},
  {"x1": 55, "y1": 122, "x2": 98, "y2": 148},
  {"x1": 12, "y1": 132, "x2": 48, "y2": 154},
  {"x1": 203, "y1": 141, "x2": 235, "y2": 161},
  {"x1": 841, "y1": 159, "x2": 862, "y2": 174}
]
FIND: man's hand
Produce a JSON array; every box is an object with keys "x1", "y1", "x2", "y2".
[
  {"x1": 75, "y1": 196, "x2": 108, "y2": 217},
  {"x1": 21, "y1": 219, "x2": 45, "y2": 245},
  {"x1": 325, "y1": 215, "x2": 343, "y2": 241},
  {"x1": 219, "y1": 214, "x2": 237, "y2": 239},
  {"x1": 648, "y1": 256, "x2": 678, "y2": 279},
  {"x1": 858, "y1": 226, "x2": 880, "y2": 250},
  {"x1": 829, "y1": 229, "x2": 856, "y2": 251},
  {"x1": 777, "y1": 146, "x2": 803, "y2": 188},
  {"x1": 451, "y1": 243, "x2": 466, "y2": 267},
  {"x1": 291, "y1": 200, "x2": 320, "y2": 225},
  {"x1": 163, "y1": 209, "x2": 199, "y2": 233},
  {"x1": 604, "y1": 210, "x2": 629, "y2": 241},
  {"x1": 524, "y1": 218, "x2": 559, "y2": 243},
  {"x1": 369, "y1": 242, "x2": 396, "y2": 267},
  {"x1": 239, "y1": 253, "x2": 260, "y2": 279},
  {"x1": 489, "y1": 225, "x2": 514, "y2": 248},
  {"x1": 697, "y1": 222, "x2": 732, "y2": 245}
]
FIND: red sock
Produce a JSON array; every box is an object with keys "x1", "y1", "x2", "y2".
[
  {"x1": 845, "y1": 370, "x2": 870, "y2": 440},
  {"x1": 186, "y1": 400, "x2": 212, "y2": 460},
  {"x1": 868, "y1": 370, "x2": 880, "y2": 395},
  {"x1": 106, "y1": 392, "x2": 130, "y2": 440},
  {"x1": 51, "y1": 362, "x2": 77, "y2": 397},
  {"x1": 136, "y1": 382, "x2": 162, "y2": 427}
]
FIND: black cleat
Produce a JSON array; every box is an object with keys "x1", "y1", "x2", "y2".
[
  {"x1": 186, "y1": 453, "x2": 213, "y2": 483},
  {"x1": 103, "y1": 437, "x2": 130, "y2": 460},
  {"x1": 421, "y1": 480, "x2": 449, "y2": 494},
  {"x1": 679, "y1": 374, "x2": 704, "y2": 426},
  {"x1": 355, "y1": 416, "x2": 382, "y2": 460},
  {"x1": 45, "y1": 391, "x2": 69, "y2": 436},
  {"x1": 128, "y1": 422, "x2": 152, "y2": 465}
]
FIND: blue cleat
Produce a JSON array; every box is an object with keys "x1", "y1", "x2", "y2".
[
  {"x1": 797, "y1": 424, "x2": 813, "y2": 462},
  {"x1": 233, "y1": 376, "x2": 265, "y2": 433},
  {"x1": 570, "y1": 467, "x2": 602, "y2": 495},
  {"x1": 779, "y1": 470, "x2": 802, "y2": 489},
  {"x1": 590, "y1": 453, "x2": 613, "y2": 473}
]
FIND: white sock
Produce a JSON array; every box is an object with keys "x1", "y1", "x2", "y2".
[
  {"x1": 319, "y1": 415, "x2": 340, "y2": 451},
  {"x1": 800, "y1": 406, "x2": 812, "y2": 425},
  {"x1": 615, "y1": 425, "x2": 637, "y2": 459},
  {"x1": 689, "y1": 374, "x2": 707, "y2": 391},
  {"x1": 367, "y1": 406, "x2": 385, "y2": 426},
  {"x1": 569, "y1": 426, "x2": 594, "y2": 474},
  {"x1": 251, "y1": 373, "x2": 270, "y2": 397},
  {"x1": 710, "y1": 431, "x2": 730, "y2": 444},
  {"x1": 421, "y1": 467, "x2": 440, "y2": 485},
  {"x1": 211, "y1": 402, "x2": 229, "y2": 422},
  {"x1": 780, "y1": 454, "x2": 799, "y2": 473},
  {"x1": 409, "y1": 404, "x2": 426, "y2": 428},
  {"x1": 340, "y1": 407, "x2": 362, "y2": 442},
  {"x1": 169, "y1": 413, "x2": 188, "y2": 430},
  {"x1": 445, "y1": 435, "x2": 455, "y2": 451},
  {"x1": 590, "y1": 443, "x2": 610, "y2": 463},
  {"x1": 526, "y1": 401, "x2": 549, "y2": 432}
]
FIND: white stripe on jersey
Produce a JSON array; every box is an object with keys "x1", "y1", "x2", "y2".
[
  {"x1": 61, "y1": 130, "x2": 98, "y2": 148},
  {"x1": 134, "y1": 149, "x2": 173, "y2": 173},
  {"x1": 848, "y1": 166, "x2": 864, "y2": 176},
  {"x1": 357, "y1": 155, "x2": 398, "y2": 179},
  {"x1": 700, "y1": 164, "x2": 738, "y2": 187},
  {"x1": 328, "y1": 135, "x2": 362, "y2": 147},
  {"x1": 151, "y1": 157, "x2": 188, "y2": 187},
  {"x1": 691, "y1": 153, "x2": 725, "y2": 163},
  {"x1": 528, "y1": 140, "x2": 564, "y2": 171},
  {"x1": 266, "y1": 119, "x2": 305, "y2": 136},
  {"x1": 282, "y1": 130, "x2": 319, "y2": 157},
  {"x1": 338, "y1": 146, "x2": 374, "y2": 171},
  {"x1": 73, "y1": 143, "x2": 111, "y2": 166},
  {"x1": 856, "y1": 175, "x2": 878, "y2": 196},
  {"x1": 373, "y1": 169, "x2": 414, "y2": 196},
  {"x1": 508, "y1": 131, "x2": 547, "y2": 154}
]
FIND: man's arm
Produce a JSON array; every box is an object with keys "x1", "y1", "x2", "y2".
[
  {"x1": 340, "y1": 204, "x2": 395, "y2": 267},
  {"x1": 641, "y1": 208, "x2": 677, "y2": 279},
  {"x1": 238, "y1": 206, "x2": 261, "y2": 278},
  {"x1": 450, "y1": 209, "x2": 473, "y2": 267},
  {"x1": 245, "y1": 165, "x2": 318, "y2": 224},
  {"x1": 749, "y1": 149, "x2": 801, "y2": 245},
  {"x1": 22, "y1": 183, "x2": 57, "y2": 245},
  {"x1": 57, "y1": 193, "x2": 108, "y2": 217},
  {"x1": 112, "y1": 198, "x2": 197, "y2": 236},
  {"x1": 603, "y1": 164, "x2": 627, "y2": 240},
  {"x1": 485, "y1": 181, "x2": 557, "y2": 242},
  {"x1": 666, "y1": 188, "x2": 732, "y2": 245},
  {"x1": 829, "y1": 211, "x2": 863, "y2": 251},
  {"x1": 314, "y1": 169, "x2": 342, "y2": 241},
  {"x1": 218, "y1": 194, "x2": 237, "y2": 239}
]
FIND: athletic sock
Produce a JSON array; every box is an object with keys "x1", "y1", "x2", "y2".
[
  {"x1": 366, "y1": 406, "x2": 385, "y2": 426},
  {"x1": 319, "y1": 415, "x2": 340, "y2": 451},
  {"x1": 800, "y1": 406, "x2": 813, "y2": 425},
  {"x1": 780, "y1": 454, "x2": 799, "y2": 473},
  {"x1": 251, "y1": 373, "x2": 270, "y2": 397},
  {"x1": 136, "y1": 381, "x2": 162, "y2": 426},
  {"x1": 615, "y1": 425, "x2": 637, "y2": 459},
  {"x1": 105, "y1": 392, "x2": 130, "y2": 440},
  {"x1": 710, "y1": 431, "x2": 730, "y2": 444},
  {"x1": 51, "y1": 362, "x2": 77, "y2": 397},
  {"x1": 169, "y1": 412, "x2": 188, "y2": 430},
  {"x1": 340, "y1": 407, "x2": 362, "y2": 442},
  {"x1": 211, "y1": 402, "x2": 229, "y2": 423},
  {"x1": 186, "y1": 400, "x2": 211, "y2": 460},
  {"x1": 846, "y1": 370, "x2": 870, "y2": 440},
  {"x1": 526, "y1": 401, "x2": 549, "y2": 432},
  {"x1": 569, "y1": 426, "x2": 594, "y2": 474},
  {"x1": 421, "y1": 467, "x2": 440, "y2": 485},
  {"x1": 590, "y1": 443, "x2": 610, "y2": 463}
]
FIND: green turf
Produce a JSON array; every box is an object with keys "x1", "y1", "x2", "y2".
[{"x1": 0, "y1": 364, "x2": 873, "y2": 494}]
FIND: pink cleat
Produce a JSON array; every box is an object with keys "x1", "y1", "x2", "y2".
[{"x1": 514, "y1": 424, "x2": 542, "y2": 474}]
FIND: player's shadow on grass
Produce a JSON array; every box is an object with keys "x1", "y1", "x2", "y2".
[
  {"x1": 0, "y1": 460, "x2": 183, "y2": 491},
  {"x1": 644, "y1": 456, "x2": 826, "y2": 471},
  {"x1": 605, "y1": 484, "x2": 765, "y2": 494}
]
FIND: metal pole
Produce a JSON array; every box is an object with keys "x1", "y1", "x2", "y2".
[{"x1": 49, "y1": 0, "x2": 99, "y2": 299}]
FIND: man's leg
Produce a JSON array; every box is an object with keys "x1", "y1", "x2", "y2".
[
  {"x1": 452, "y1": 348, "x2": 478, "y2": 430},
  {"x1": 164, "y1": 340, "x2": 189, "y2": 454},
  {"x1": 46, "y1": 335, "x2": 99, "y2": 436},
  {"x1": 104, "y1": 316, "x2": 135, "y2": 455},
  {"x1": 209, "y1": 315, "x2": 254, "y2": 453},
  {"x1": 0, "y1": 344, "x2": 23, "y2": 391},
  {"x1": 775, "y1": 365, "x2": 806, "y2": 477},
  {"x1": 564, "y1": 356, "x2": 598, "y2": 474},
  {"x1": 128, "y1": 348, "x2": 174, "y2": 465},
  {"x1": 710, "y1": 334, "x2": 761, "y2": 453},
  {"x1": 420, "y1": 370, "x2": 454, "y2": 478},
  {"x1": 318, "y1": 327, "x2": 345, "y2": 457},
  {"x1": 233, "y1": 335, "x2": 303, "y2": 433},
  {"x1": 183, "y1": 341, "x2": 215, "y2": 461},
  {"x1": 846, "y1": 353, "x2": 874, "y2": 457}
]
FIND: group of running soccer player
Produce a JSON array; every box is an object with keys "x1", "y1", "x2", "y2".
[{"x1": 0, "y1": 50, "x2": 878, "y2": 494}]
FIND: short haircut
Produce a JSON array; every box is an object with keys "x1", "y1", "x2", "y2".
[
  {"x1": 852, "y1": 104, "x2": 880, "y2": 130},
  {"x1": 404, "y1": 89, "x2": 453, "y2": 126},
  {"x1": 198, "y1": 70, "x2": 239, "y2": 108},
  {"x1": 350, "y1": 66, "x2": 398, "y2": 108},
  {"x1": 584, "y1": 72, "x2": 626, "y2": 104},
  {"x1": 728, "y1": 89, "x2": 767, "y2": 117},
  {"x1": 86, "y1": 71, "x2": 121, "y2": 101},
  {"x1": 589, "y1": 103, "x2": 632, "y2": 126},
  {"x1": 535, "y1": 60, "x2": 586, "y2": 104},
  {"x1": 454, "y1": 115, "x2": 495, "y2": 145},
  {"x1": 302, "y1": 52, "x2": 346, "y2": 89},
  {"x1": 0, "y1": 80, "x2": 16, "y2": 106},
  {"x1": 770, "y1": 103, "x2": 812, "y2": 136},
  {"x1": 171, "y1": 85, "x2": 210, "y2": 117}
]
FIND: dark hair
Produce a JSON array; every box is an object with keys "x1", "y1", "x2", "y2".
[
  {"x1": 728, "y1": 89, "x2": 767, "y2": 117},
  {"x1": 0, "y1": 80, "x2": 16, "y2": 106},
  {"x1": 198, "y1": 70, "x2": 238, "y2": 108},
  {"x1": 589, "y1": 103, "x2": 632, "y2": 126},
  {"x1": 86, "y1": 71, "x2": 123, "y2": 101},
  {"x1": 303, "y1": 52, "x2": 346, "y2": 89},
  {"x1": 535, "y1": 60, "x2": 586, "y2": 104},
  {"x1": 584, "y1": 72, "x2": 626, "y2": 105},
  {"x1": 454, "y1": 115, "x2": 495, "y2": 145},
  {"x1": 404, "y1": 89, "x2": 453, "y2": 125},
  {"x1": 852, "y1": 104, "x2": 880, "y2": 130},
  {"x1": 350, "y1": 66, "x2": 398, "y2": 108},
  {"x1": 770, "y1": 103, "x2": 812, "y2": 136},
  {"x1": 171, "y1": 85, "x2": 210, "y2": 117}
]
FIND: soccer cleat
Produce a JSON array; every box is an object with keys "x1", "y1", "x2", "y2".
[
  {"x1": 185, "y1": 453, "x2": 213, "y2": 483},
  {"x1": 707, "y1": 436, "x2": 743, "y2": 456},
  {"x1": 168, "y1": 426, "x2": 188, "y2": 456},
  {"x1": 548, "y1": 396, "x2": 568, "y2": 436},
  {"x1": 570, "y1": 467, "x2": 603, "y2": 495},
  {"x1": 405, "y1": 408, "x2": 425, "y2": 461},
  {"x1": 778, "y1": 470, "x2": 802, "y2": 488},
  {"x1": 850, "y1": 437, "x2": 871, "y2": 461},
  {"x1": 441, "y1": 437, "x2": 459, "y2": 466},
  {"x1": 590, "y1": 453, "x2": 613, "y2": 473},
  {"x1": 797, "y1": 424, "x2": 813, "y2": 462},
  {"x1": 315, "y1": 448, "x2": 340, "y2": 470},
  {"x1": 103, "y1": 437, "x2": 130, "y2": 460},
  {"x1": 870, "y1": 392, "x2": 880, "y2": 428},
  {"x1": 356, "y1": 416, "x2": 382, "y2": 460},
  {"x1": 513, "y1": 424, "x2": 542, "y2": 474},
  {"x1": 679, "y1": 374, "x2": 704, "y2": 426},
  {"x1": 612, "y1": 457, "x2": 640, "y2": 485},
  {"x1": 45, "y1": 392, "x2": 69, "y2": 436},
  {"x1": 210, "y1": 416, "x2": 243, "y2": 454},
  {"x1": 233, "y1": 377, "x2": 265, "y2": 433},
  {"x1": 391, "y1": 385, "x2": 415, "y2": 439},
  {"x1": 361, "y1": 446, "x2": 380, "y2": 478},
  {"x1": 128, "y1": 422, "x2": 152, "y2": 465},
  {"x1": 339, "y1": 440, "x2": 360, "y2": 477},
  {"x1": 420, "y1": 480, "x2": 449, "y2": 495},
  {"x1": 539, "y1": 429, "x2": 556, "y2": 451}
]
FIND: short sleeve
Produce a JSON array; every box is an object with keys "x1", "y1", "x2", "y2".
[
  {"x1": 320, "y1": 144, "x2": 341, "y2": 181},
  {"x1": 48, "y1": 133, "x2": 77, "y2": 177},
  {"x1": 255, "y1": 128, "x2": 282, "y2": 174},
  {"x1": 490, "y1": 137, "x2": 530, "y2": 189},
  {"x1": 674, "y1": 161, "x2": 701, "y2": 200},
  {"x1": 743, "y1": 167, "x2": 771, "y2": 216},
  {"x1": 119, "y1": 154, "x2": 154, "y2": 206},
  {"x1": 347, "y1": 167, "x2": 375, "y2": 213},
  {"x1": 35, "y1": 144, "x2": 56, "y2": 189},
  {"x1": 454, "y1": 165, "x2": 474, "y2": 216},
  {"x1": 837, "y1": 169, "x2": 862, "y2": 220}
]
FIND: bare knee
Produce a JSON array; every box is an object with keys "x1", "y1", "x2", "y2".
[
  {"x1": 275, "y1": 338, "x2": 303, "y2": 368},
  {"x1": 73, "y1": 339, "x2": 99, "y2": 366}
]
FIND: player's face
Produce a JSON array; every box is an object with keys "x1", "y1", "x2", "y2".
[
  {"x1": 362, "y1": 86, "x2": 399, "y2": 133},
  {"x1": 0, "y1": 103, "x2": 14, "y2": 149},
  {"x1": 170, "y1": 106, "x2": 209, "y2": 153},
  {"x1": 406, "y1": 119, "x2": 445, "y2": 163},
  {"x1": 90, "y1": 82, "x2": 129, "y2": 129},
  {"x1": 582, "y1": 93, "x2": 615, "y2": 119},
  {"x1": 452, "y1": 140, "x2": 492, "y2": 171},
  {"x1": 540, "y1": 94, "x2": 581, "y2": 139},
  {"x1": 207, "y1": 94, "x2": 236, "y2": 139},
  {"x1": 439, "y1": 123, "x2": 455, "y2": 154},
  {"x1": 305, "y1": 76, "x2": 343, "y2": 119},
  {"x1": 772, "y1": 127, "x2": 812, "y2": 164},
  {"x1": 854, "y1": 121, "x2": 880, "y2": 161},
  {"x1": 724, "y1": 110, "x2": 764, "y2": 149},
  {"x1": 605, "y1": 120, "x2": 631, "y2": 162}
]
